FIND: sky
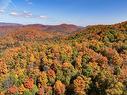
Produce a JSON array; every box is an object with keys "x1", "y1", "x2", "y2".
[{"x1": 0, "y1": 0, "x2": 127, "y2": 26}]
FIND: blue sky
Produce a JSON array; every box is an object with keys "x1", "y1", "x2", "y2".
[{"x1": 0, "y1": 0, "x2": 127, "y2": 26}]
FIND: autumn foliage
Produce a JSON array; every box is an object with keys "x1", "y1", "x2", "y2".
[{"x1": 0, "y1": 21, "x2": 127, "y2": 94}]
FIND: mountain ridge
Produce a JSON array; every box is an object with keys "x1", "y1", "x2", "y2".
[{"x1": 0, "y1": 22, "x2": 81, "y2": 36}]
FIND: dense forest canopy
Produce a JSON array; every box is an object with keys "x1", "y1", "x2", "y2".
[{"x1": 0, "y1": 21, "x2": 127, "y2": 95}]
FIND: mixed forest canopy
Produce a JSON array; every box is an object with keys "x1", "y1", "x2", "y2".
[{"x1": 0, "y1": 21, "x2": 127, "y2": 95}]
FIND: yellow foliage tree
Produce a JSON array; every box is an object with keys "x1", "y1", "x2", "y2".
[
  {"x1": 54, "y1": 80, "x2": 65, "y2": 95},
  {"x1": 74, "y1": 76, "x2": 91, "y2": 95}
]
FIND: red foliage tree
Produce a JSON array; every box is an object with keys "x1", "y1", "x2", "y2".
[
  {"x1": 24, "y1": 78, "x2": 34, "y2": 89},
  {"x1": 7, "y1": 86, "x2": 17, "y2": 94}
]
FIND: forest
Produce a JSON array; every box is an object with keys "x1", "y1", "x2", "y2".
[{"x1": 0, "y1": 21, "x2": 127, "y2": 95}]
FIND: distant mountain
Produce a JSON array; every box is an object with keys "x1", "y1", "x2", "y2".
[
  {"x1": 0, "y1": 22, "x2": 22, "y2": 27},
  {"x1": 0, "y1": 23, "x2": 82, "y2": 45},
  {"x1": 0, "y1": 23, "x2": 81, "y2": 36},
  {"x1": 22, "y1": 23, "x2": 81, "y2": 33},
  {"x1": 44, "y1": 24, "x2": 81, "y2": 33}
]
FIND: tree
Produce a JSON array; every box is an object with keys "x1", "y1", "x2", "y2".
[
  {"x1": 24, "y1": 78, "x2": 34, "y2": 89},
  {"x1": 7, "y1": 86, "x2": 17, "y2": 94},
  {"x1": 37, "y1": 72, "x2": 48, "y2": 88},
  {"x1": 47, "y1": 69, "x2": 56, "y2": 85},
  {"x1": 74, "y1": 76, "x2": 91, "y2": 95},
  {"x1": 106, "y1": 82, "x2": 124, "y2": 95},
  {"x1": 0, "y1": 59, "x2": 7, "y2": 76},
  {"x1": 18, "y1": 84, "x2": 26, "y2": 95},
  {"x1": 54, "y1": 80, "x2": 65, "y2": 95}
]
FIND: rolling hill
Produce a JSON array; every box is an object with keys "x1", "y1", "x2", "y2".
[{"x1": 0, "y1": 23, "x2": 81, "y2": 37}]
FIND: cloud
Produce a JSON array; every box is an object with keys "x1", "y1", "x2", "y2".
[
  {"x1": 0, "y1": 9, "x2": 4, "y2": 14},
  {"x1": 10, "y1": 12, "x2": 19, "y2": 16},
  {"x1": 9, "y1": 11, "x2": 33, "y2": 18},
  {"x1": 39, "y1": 15, "x2": 48, "y2": 19},
  {"x1": 9, "y1": 11, "x2": 48, "y2": 19},
  {"x1": 22, "y1": 11, "x2": 33, "y2": 17}
]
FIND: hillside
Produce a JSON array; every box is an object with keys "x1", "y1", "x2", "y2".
[
  {"x1": 0, "y1": 23, "x2": 22, "y2": 27},
  {"x1": 0, "y1": 23, "x2": 81, "y2": 54},
  {"x1": 0, "y1": 21, "x2": 127, "y2": 95},
  {"x1": 0, "y1": 23, "x2": 80, "y2": 36}
]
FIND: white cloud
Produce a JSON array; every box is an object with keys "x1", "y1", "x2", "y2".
[
  {"x1": 9, "y1": 12, "x2": 19, "y2": 16},
  {"x1": 39, "y1": 15, "x2": 48, "y2": 19},
  {"x1": 9, "y1": 11, "x2": 48, "y2": 19},
  {"x1": 9, "y1": 11, "x2": 33, "y2": 18},
  {"x1": 22, "y1": 11, "x2": 33, "y2": 17},
  {"x1": 0, "y1": 9, "x2": 4, "y2": 14}
]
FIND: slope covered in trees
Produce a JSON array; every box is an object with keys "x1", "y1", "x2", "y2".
[
  {"x1": 0, "y1": 23, "x2": 80, "y2": 37},
  {"x1": 0, "y1": 21, "x2": 127, "y2": 95}
]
